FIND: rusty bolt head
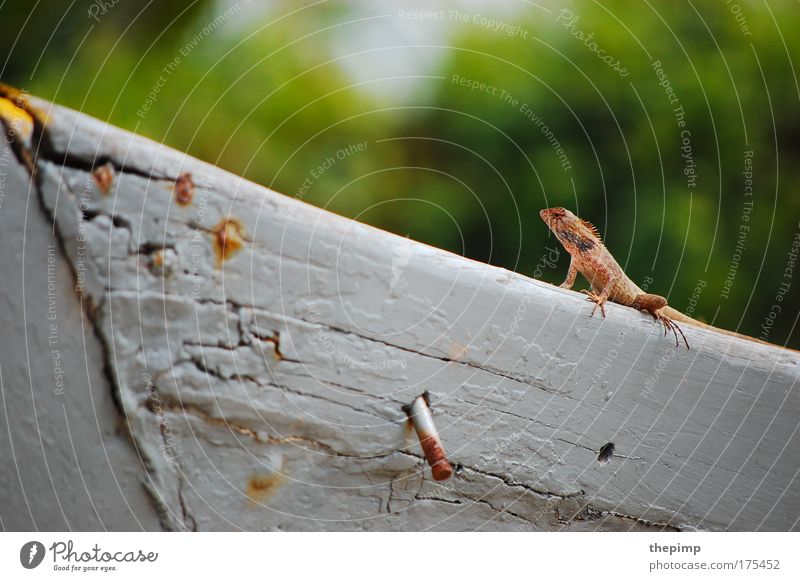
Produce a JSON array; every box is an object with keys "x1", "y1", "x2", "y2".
[
  {"x1": 92, "y1": 163, "x2": 115, "y2": 194},
  {"x1": 174, "y1": 172, "x2": 195, "y2": 206},
  {"x1": 212, "y1": 217, "x2": 246, "y2": 267}
]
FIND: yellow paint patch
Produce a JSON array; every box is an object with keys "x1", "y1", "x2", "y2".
[
  {"x1": 0, "y1": 97, "x2": 34, "y2": 142},
  {"x1": 246, "y1": 472, "x2": 284, "y2": 503}
]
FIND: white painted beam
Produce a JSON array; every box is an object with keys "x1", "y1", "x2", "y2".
[{"x1": 1, "y1": 91, "x2": 797, "y2": 531}]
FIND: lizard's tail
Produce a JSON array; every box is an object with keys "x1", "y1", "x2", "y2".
[{"x1": 661, "y1": 306, "x2": 767, "y2": 345}]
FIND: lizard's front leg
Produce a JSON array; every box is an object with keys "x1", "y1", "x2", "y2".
[
  {"x1": 559, "y1": 256, "x2": 578, "y2": 289},
  {"x1": 581, "y1": 277, "x2": 617, "y2": 318}
]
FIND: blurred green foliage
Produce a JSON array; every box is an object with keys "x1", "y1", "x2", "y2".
[{"x1": 4, "y1": 0, "x2": 799, "y2": 347}]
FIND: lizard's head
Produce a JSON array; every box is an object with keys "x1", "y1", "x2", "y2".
[{"x1": 539, "y1": 207, "x2": 600, "y2": 255}]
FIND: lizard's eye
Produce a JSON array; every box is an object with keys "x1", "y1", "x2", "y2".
[{"x1": 541, "y1": 207, "x2": 567, "y2": 222}]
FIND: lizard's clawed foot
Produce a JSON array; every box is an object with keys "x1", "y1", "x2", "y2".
[
  {"x1": 580, "y1": 290, "x2": 607, "y2": 318},
  {"x1": 656, "y1": 313, "x2": 689, "y2": 350}
]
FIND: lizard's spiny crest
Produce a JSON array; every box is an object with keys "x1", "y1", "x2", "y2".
[{"x1": 579, "y1": 218, "x2": 601, "y2": 241}]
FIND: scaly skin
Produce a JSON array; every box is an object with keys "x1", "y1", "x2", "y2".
[
  {"x1": 540, "y1": 207, "x2": 689, "y2": 348},
  {"x1": 540, "y1": 208, "x2": 780, "y2": 349}
]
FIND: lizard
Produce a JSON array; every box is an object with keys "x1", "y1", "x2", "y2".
[{"x1": 540, "y1": 207, "x2": 690, "y2": 349}]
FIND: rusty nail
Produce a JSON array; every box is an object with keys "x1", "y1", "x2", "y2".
[
  {"x1": 174, "y1": 172, "x2": 194, "y2": 206},
  {"x1": 403, "y1": 392, "x2": 452, "y2": 481}
]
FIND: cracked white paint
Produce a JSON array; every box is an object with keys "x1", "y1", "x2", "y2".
[{"x1": 1, "y1": 94, "x2": 798, "y2": 530}]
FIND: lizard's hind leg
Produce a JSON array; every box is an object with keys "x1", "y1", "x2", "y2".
[
  {"x1": 632, "y1": 293, "x2": 668, "y2": 314},
  {"x1": 657, "y1": 313, "x2": 689, "y2": 350},
  {"x1": 632, "y1": 293, "x2": 690, "y2": 349}
]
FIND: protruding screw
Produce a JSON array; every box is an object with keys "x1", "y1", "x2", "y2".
[{"x1": 403, "y1": 392, "x2": 453, "y2": 481}]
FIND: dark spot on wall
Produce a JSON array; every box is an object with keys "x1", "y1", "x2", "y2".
[{"x1": 597, "y1": 442, "x2": 615, "y2": 464}]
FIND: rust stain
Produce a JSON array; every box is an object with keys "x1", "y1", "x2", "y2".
[
  {"x1": 212, "y1": 217, "x2": 247, "y2": 267},
  {"x1": 246, "y1": 472, "x2": 284, "y2": 503},
  {"x1": 92, "y1": 162, "x2": 115, "y2": 194},
  {"x1": 150, "y1": 249, "x2": 168, "y2": 275},
  {"x1": 174, "y1": 172, "x2": 195, "y2": 206},
  {"x1": 448, "y1": 341, "x2": 469, "y2": 361},
  {"x1": 262, "y1": 331, "x2": 283, "y2": 360}
]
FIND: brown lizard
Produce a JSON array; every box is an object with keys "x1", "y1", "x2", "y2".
[{"x1": 540, "y1": 207, "x2": 690, "y2": 348}]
